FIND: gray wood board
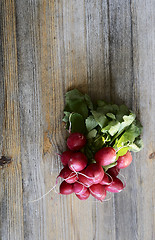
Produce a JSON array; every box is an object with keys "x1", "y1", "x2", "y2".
[{"x1": 0, "y1": 0, "x2": 155, "y2": 239}]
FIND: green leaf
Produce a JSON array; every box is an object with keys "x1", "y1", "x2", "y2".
[
  {"x1": 120, "y1": 105, "x2": 130, "y2": 114},
  {"x1": 129, "y1": 138, "x2": 144, "y2": 152},
  {"x1": 85, "y1": 115, "x2": 98, "y2": 131},
  {"x1": 123, "y1": 113, "x2": 136, "y2": 123},
  {"x1": 111, "y1": 112, "x2": 136, "y2": 143},
  {"x1": 101, "y1": 120, "x2": 120, "y2": 136},
  {"x1": 108, "y1": 122, "x2": 121, "y2": 136},
  {"x1": 129, "y1": 144, "x2": 141, "y2": 152},
  {"x1": 106, "y1": 113, "x2": 116, "y2": 120},
  {"x1": 84, "y1": 94, "x2": 93, "y2": 110},
  {"x1": 91, "y1": 111, "x2": 108, "y2": 128},
  {"x1": 62, "y1": 111, "x2": 71, "y2": 123},
  {"x1": 65, "y1": 89, "x2": 88, "y2": 118},
  {"x1": 65, "y1": 100, "x2": 88, "y2": 119},
  {"x1": 87, "y1": 129, "x2": 97, "y2": 139},
  {"x1": 135, "y1": 137, "x2": 143, "y2": 149},
  {"x1": 97, "y1": 104, "x2": 119, "y2": 115},
  {"x1": 117, "y1": 123, "x2": 141, "y2": 148},
  {"x1": 119, "y1": 113, "x2": 136, "y2": 132},
  {"x1": 103, "y1": 161, "x2": 117, "y2": 172},
  {"x1": 116, "y1": 147, "x2": 129, "y2": 158},
  {"x1": 97, "y1": 100, "x2": 106, "y2": 107},
  {"x1": 135, "y1": 119, "x2": 143, "y2": 135},
  {"x1": 111, "y1": 104, "x2": 120, "y2": 114},
  {"x1": 65, "y1": 88, "x2": 84, "y2": 99},
  {"x1": 116, "y1": 105, "x2": 130, "y2": 122},
  {"x1": 69, "y1": 113, "x2": 86, "y2": 134},
  {"x1": 93, "y1": 135, "x2": 108, "y2": 152}
]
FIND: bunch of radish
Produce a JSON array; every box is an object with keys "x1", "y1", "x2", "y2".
[{"x1": 58, "y1": 132, "x2": 133, "y2": 201}]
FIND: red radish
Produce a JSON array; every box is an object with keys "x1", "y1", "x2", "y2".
[
  {"x1": 58, "y1": 166, "x2": 78, "y2": 183},
  {"x1": 76, "y1": 189, "x2": 90, "y2": 200},
  {"x1": 105, "y1": 177, "x2": 124, "y2": 193},
  {"x1": 107, "y1": 166, "x2": 120, "y2": 177},
  {"x1": 60, "y1": 150, "x2": 73, "y2": 166},
  {"x1": 95, "y1": 147, "x2": 116, "y2": 166},
  {"x1": 73, "y1": 181, "x2": 87, "y2": 195},
  {"x1": 67, "y1": 132, "x2": 86, "y2": 151},
  {"x1": 89, "y1": 184, "x2": 106, "y2": 201},
  {"x1": 78, "y1": 169, "x2": 93, "y2": 187},
  {"x1": 85, "y1": 163, "x2": 104, "y2": 184},
  {"x1": 68, "y1": 152, "x2": 87, "y2": 172},
  {"x1": 100, "y1": 173, "x2": 112, "y2": 185},
  {"x1": 117, "y1": 151, "x2": 132, "y2": 169},
  {"x1": 60, "y1": 181, "x2": 73, "y2": 195}
]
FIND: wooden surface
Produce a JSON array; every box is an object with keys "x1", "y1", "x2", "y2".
[{"x1": 0, "y1": 0, "x2": 155, "y2": 239}]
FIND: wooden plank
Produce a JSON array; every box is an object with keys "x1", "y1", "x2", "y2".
[
  {"x1": 85, "y1": 1, "x2": 116, "y2": 239},
  {"x1": 85, "y1": 0, "x2": 111, "y2": 102},
  {"x1": 108, "y1": 0, "x2": 134, "y2": 106},
  {"x1": 107, "y1": 1, "x2": 139, "y2": 240},
  {"x1": 0, "y1": 0, "x2": 24, "y2": 239},
  {"x1": 108, "y1": 1, "x2": 155, "y2": 239},
  {"x1": 131, "y1": 1, "x2": 155, "y2": 239},
  {"x1": 15, "y1": 0, "x2": 47, "y2": 238}
]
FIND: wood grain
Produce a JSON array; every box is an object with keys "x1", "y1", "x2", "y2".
[
  {"x1": 0, "y1": 0, "x2": 24, "y2": 239},
  {"x1": 107, "y1": 1, "x2": 139, "y2": 240},
  {"x1": 132, "y1": 1, "x2": 155, "y2": 239},
  {"x1": 85, "y1": 1, "x2": 115, "y2": 239},
  {"x1": 0, "y1": 0, "x2": 155, "y2": 239}
]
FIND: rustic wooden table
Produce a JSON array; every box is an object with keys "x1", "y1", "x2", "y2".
[{"x1": 0, "y1": 0, "x2": 155, "y2": 239}]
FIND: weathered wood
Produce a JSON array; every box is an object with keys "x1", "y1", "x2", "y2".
[
  {"x1": 0, "y1": 0, "x2": 24, "y2": 239},
  {"x1": 107, "y1": 1, "x2": 139, "y2": 240},
  {"x1": 131, "y1": 1, "x2": 155, "y2": 239},
  {"x1": 85, "y1": 1, "x2": 116, "y2": 240},
  {"x1": 15, "y1": 0, "x2": 92, "y2": 240},
  {"x1": 0, "y1": 0, "x2": 155, "y2": 239}
]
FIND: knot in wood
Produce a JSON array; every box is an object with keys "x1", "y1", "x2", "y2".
[
  {"x1": 0, "y1": 156, "x2": 12, "y2": 168},
  {"x1": 149, "y1": 152, "x2": 155, "y2": 159}
]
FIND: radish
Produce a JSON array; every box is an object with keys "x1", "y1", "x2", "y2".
[
  {"x1": 117, "y1": 151, "x2": 132, "y2": 169},
  {"x1": 60, "y1": 181, "x2": 73, "y2": 195},
  {"x1": 95, "y1": 147, "x2": 116, "y2": 166},
  {"x1": 107, "y1": 166, "x2": 120, "y2": 177},
  {"x1": 58, "y1": 166, "x2": 78, "y2": 183},
  {"x1": 100, "y1": 173, "x2": 112, "y2": 185},
  {"x1": 68, "y1": 152, "x2": 87, "y2": 172},
  {"x1": 60, "y1": 150, "x2": 73, "y2": 166},
  {"x1": 104, "y1": 177, "x2": 124, "y2": 193},
  {"x1": 85, "y1": 163, "x2": 104, "y2": 184},
  {"x1": 89, "y1": 184, "x2": 106, "y2": 201},
  {"x1": 76, "y1": 189, "x2": 90, "y2": 200},
  {"x1": 67, "y1": 132, "x2": 86, "y2": 151},
  {"x1": 73, "y1": 181, "x2": 87, "y2": 195},
  {"x1": 78, "y1": 169, "x2": 93, "y2": 187}
]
